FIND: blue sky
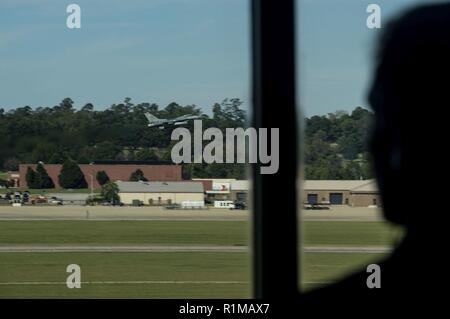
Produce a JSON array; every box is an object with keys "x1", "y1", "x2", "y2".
[
  {"x1": 0, "y1": 0, "x2": 438, "y2": 116},
  {"x1": 298, "y1": 0, "x2": 436, "y2": 116}
]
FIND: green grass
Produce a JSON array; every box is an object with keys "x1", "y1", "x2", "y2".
[
  {"x1": 0, "y1": 220, "x2": 402, "y2": 298},
  {"x1": 302, "y1": 221, "x2": 403, "y2": 247},
  {"x1": 0, "y1": 221, "x2": 249, "y2": 246},
  {"x1": 300, "y1": 252, "x2": 385, "y2": 292},
  {"x1": 0, "y1": 252, "x2": 251, "y2": 298},
  {"x1": 0, "y1": 220, "x2": 403, "y2": 246},
  {"x1": 0, "y1": 252, "x2": 386, "y2": 298}
]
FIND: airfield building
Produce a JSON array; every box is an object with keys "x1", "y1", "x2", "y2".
[
  {"x1": 230, "y1": 180, "x2": 249, "y2": 202},
  {"x1": 6, "y1": 171, "x2": 20, "y2": 188},
  {"x1": 192, "y1": 179, "x2": 250, "y2": 203},
  {"x1": 302, "y1": 179, "x2": 380, "y2": 207},
  {"x1": 116, "y1": 181, "x2": 204, "y2": 206},
  {"x1": 192, "y1": 178, "x2": 234, "y2": 202}
]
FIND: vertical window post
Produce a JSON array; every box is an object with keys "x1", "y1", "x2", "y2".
[{"x1": 251, "y1": 0, "x2": 300, "y2": 298}]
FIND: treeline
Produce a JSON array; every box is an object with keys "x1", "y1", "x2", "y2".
[
  {"x1": 0, "y1": 97, "x2": 247, "y2": 179},
  {"x1": 304, "y1": 107, "x2": 375, "y2": 180},
  {"x1": 0, "y1": 98, "x2": 374, "y2": 180}
]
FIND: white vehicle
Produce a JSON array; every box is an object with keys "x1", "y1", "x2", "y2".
[
  {"x1": 48, "y1": 197, "x2": 63, "y2": 205},
  {"x1": 180, "y1": 200, "x2": 205, "y2": 209},
  {"x1": 214, "y1": 200, "x2": 235, "y2": 209}
]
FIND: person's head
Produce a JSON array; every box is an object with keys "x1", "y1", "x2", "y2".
[{"x1": 369, "y1": 4, "x2": 450, "y2": 227}]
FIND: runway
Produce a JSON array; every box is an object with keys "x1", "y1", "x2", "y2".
[{"x1": 0, "y1": 205, "x2": 384, "y2": 221}]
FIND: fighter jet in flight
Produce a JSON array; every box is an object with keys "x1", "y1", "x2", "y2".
[{"x1": 144, "y1": 113, "x2": 202, "y2": 129}]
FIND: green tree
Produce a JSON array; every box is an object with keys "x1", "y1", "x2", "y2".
[
  {"x1": 76, "y1": 155, "x2": 90, "y2": 164},
  {"x1": 92, "y1": 141, "x2": 121, "y2": 160},
  {"x1": 129, "y1": 169, "x2": 148, "y2": 181},
  {"x1": 327, "y1": 155, "x2": 345, "y2": 180},
  {"x1": 135, "y1": 149, "x2": 159, "y2": 161},
  {"x1": 35, "y1": 163, "x2": 55, "y2": 189},
  {"x1": 30, "y1": 143, "x2": 57, "y2": 163},
  {"x1": 58, "y1": 159, "x2": 87, "y2": 189},
  {"x1": 55, "y1": 97, "x2": 74, "y2": 112},
  {"x1": 48, "y1": 151, "x2": 67, "y2": 164},
  {"x1": 25, "y1": 166, "x2": 37, "y2": 188},
  {"x1": 361, "y1": 161, "x2": 375, "y2": 180},
  {"x1": 337, "y1": 134, "x2": 359, "y2": 160},
  {"x1": 342, "y1": 161, "x2": 363, "y2": 180},
  {"x1": 96, "y1": 170, "x2": 110, "y2": 186},
  {"x1": 101, "y1": 181, "x2": 120, "y2": 203},
  {"x1": 3, "y1": 157, "x2": 19, "y2": 171}
]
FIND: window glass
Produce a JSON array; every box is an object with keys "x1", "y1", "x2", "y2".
[
  {"x1": 296, "y1": 0, "x2": 433, "y2": 291},
  {"x1": 0, "y1": 0, "x2": 251, "y2": 298}
]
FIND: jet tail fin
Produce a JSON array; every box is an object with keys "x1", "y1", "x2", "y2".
[{"x1": 144, "y1": 113, "x2": 159, "y2": 123}]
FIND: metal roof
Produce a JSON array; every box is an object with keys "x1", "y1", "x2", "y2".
[
  {"x1": 116, "y1": 181, "x2": 204, "y2": 193},
  {"x1": 193, "y1": 178, "x2": 236, "y2": 183},
  {"x1": 302, "y1": 180, "x2": 377, "y2": 191},
  {"x1": 349, "y1": 180, "x2": 379, "y2": 193}
]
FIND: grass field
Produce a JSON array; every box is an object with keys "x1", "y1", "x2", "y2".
[
  {"x1": 0, "y1": 252, "x2": 251, "y2": 298},
  {"x1": 0, "y1": 220, "x2": 402, "y2": 246},
  {"x1": 0, "y1": 252, "x2": 384, "y2": 298},
  {"x1": 0, "y1": 219, "x2": 403, "y2": 298}
]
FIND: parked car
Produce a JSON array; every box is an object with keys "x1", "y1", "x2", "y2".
[
  {"x1": 48, "y1": 197, "x2": 63, "y2": 205},
  {"x1": 164, "y1": 203, "x2": 181, "y2": 210},
  {"x1": 102, "y1": 200, "x2": 124, "y2": 206},
  {"x1": 230, "y1": 201, "x2": 247, "y2": 210},
  {"x1": 303, "y1": 203, "x2": 330, "y2": 210},
  {"x1": 30, "y1": 195, "x2": 47, "y2": 204},
  {"x1": 22, "y1": 191, "x2": 30, "y2": 203},
  {"x1": 131, "y1": 199, "x2": 144, "y2": 207}
]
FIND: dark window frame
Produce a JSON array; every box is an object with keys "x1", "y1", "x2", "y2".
[{"x1": 251, "y1": 0, "x2": 300, "y2": 298}]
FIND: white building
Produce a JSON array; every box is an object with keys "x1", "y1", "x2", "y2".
[{"x1": 116, "y1": 181, "x2": 204, "y2": 206}]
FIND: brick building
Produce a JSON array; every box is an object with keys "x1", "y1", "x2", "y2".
[{"x1": 19, "y1": 163, "x2": 182, "y2": 189}]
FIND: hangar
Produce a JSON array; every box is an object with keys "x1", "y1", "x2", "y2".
[
  {"x1": 116, "y1": 181, "x2": 204, "y2": 206},
  {"x1": 302, "y1": 179, "x2": 380, "y2": 207}
]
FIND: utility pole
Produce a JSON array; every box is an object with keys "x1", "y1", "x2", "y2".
[
  {"x1": 89, "y1": 162, "x2": 94, "y2": 198},
  {"x1": 90, "y1": 174, "x2": 94, "y2": 197}
]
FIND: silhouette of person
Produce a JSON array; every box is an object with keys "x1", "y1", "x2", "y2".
[{"x1": 299, "y1": 3, "x2": 448, "y2": 313}]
